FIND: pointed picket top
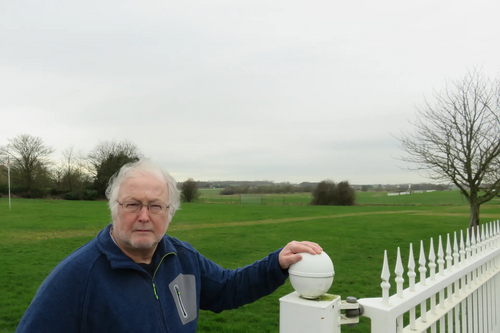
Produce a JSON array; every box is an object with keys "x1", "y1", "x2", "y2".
[
  {"x1": 476, "y1": 225, "x2": 482, "y2": 252},
  {"x1": 495, "y1": 221, "x2": 499, "y2": 248},
  {"x1": 491, "y1": 222, "x2": 495, "y2": 247},
  {"x1": 481, "y1": 224, "x2": 486, "y2": 252},
  {"x1": 437, "y1": 235, "x2": 445, "y2": 275},
  {"x1": 485, "y1": 223, "x2": 490, "y2": 250},
  {"x1": 445, "y1": 233, "x2": 453, "y2": 272},
  {"x1": 476, "y1": 225, "x2": 481, "y2": 242},
  {"x1": 459, "y1": 230, "x2": 466, "y2": 263},
  {"x1": 418, "y1": 240, "x2": 427, "y2": 286},
  {"x1": 395, "y1": 247, "x2": 404, "y2": 298},
  {"x1": 429, "y1": 238, "x2": 436, "y2": 280},
  {"x1": 407, "y1": 243, "x2": 416, "y2": 292},
  {"x1": 495, "y1": 222, "x2": 500, "y2": 269},
  {"x1": 381, "y1": 250, "x2": 391, "y2": 305},
  {"x1": 453, "y1": 232, "x2": 460, "y2": 267},
  {"x1": 491, "y1": 221, "x2": 496, "y2": 237},
  {"x1": 471, "y1": 227, "x2": 477, "y2": 257},
  {"x1": 465, "y1": 228, "x2": 472, "y2": 260},
  {"x1": 495, "y1": 221, "x2": 500, "y2": 252},
  {"x1": 478, "y1": 225, "x2": 483, "y2": 250},
  {"x1": 490, "y1": 223, "x2": 494, "y2": 246},
  {"x1": 490, "y1": 223, "x2": 494, "y2": 248}
]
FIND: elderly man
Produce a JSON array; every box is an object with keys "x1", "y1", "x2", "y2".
[{"x1": 16, "y1": 160, "x2": 322, "y2": 333}]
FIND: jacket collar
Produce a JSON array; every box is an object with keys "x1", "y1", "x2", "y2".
[{"x1": 96, "y1": 224, "x2": 177, "y2": 270}]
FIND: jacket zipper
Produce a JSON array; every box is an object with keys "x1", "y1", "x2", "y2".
[
  {"x1": 174, "y1": 285, "x2": 188, "y2": 318},
  {"x1": 151, "y1": 252, "x2": 176, "y2": 333},
  {"x1": 152, "y1": 252, "x2": 176, "y2": 299}
]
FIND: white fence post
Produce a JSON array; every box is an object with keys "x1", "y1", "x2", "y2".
[{"x1": 279, "y1": 292, "x2": 341, "y2": 333}]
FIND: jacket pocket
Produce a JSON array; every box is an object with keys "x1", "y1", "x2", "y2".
[{"x1": 169, "y1": 274, "x2": 197, "y2": 325}]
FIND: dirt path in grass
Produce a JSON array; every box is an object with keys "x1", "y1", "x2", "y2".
[
  {"x1": 168, "y1": 210, "x2": 427, "y2": 230},
  {"x1": 168, "y1": 210, "x2": 499, "y2": 231},
  {"x1": 10, "y1": 210, "x2": 498, "y2": 241}
]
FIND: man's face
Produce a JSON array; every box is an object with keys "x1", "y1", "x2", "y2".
[{"x1": 113, "y1": 173, "x2": 170, "y2": 256}]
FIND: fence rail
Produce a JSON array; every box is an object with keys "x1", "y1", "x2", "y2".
[{"x1": 198, "y1": 194, "x2": 312, "y2": 205}]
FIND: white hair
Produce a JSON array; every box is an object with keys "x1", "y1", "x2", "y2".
[{"x1": 105, "y1": 159, "x2": 180, "y2": 220}]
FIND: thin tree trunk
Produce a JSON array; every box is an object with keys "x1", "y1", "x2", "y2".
[{"x1": 469, "y1": 202, "x2": 480, "y2": 230}]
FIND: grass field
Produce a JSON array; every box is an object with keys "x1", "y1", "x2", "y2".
[
  {"x1": 1, "y1": 192, "x2": 499, "y2": 332},
  {"x1": 198, "y1": 189, "x2": 475, "y2": 206}
]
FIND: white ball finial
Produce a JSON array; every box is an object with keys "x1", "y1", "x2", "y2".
[{"x1": 288, "y1": 252, "x2": 334, "y2": 299}]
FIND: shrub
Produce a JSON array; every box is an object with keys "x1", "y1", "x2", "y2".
[
  {"x1": 181, "y1": 178, "x2": 199, "y2": 203},
  {"x1": 49, "y1": 188, "x2": 65, "y2": 196},
  {"x1": 336, "y1": 181, "x2": 356, "y2": 206},
  {"x1": 64, "y1": 192, "x2": 81, "y2": 201},
  {"x1": 311, "y1": 180, "x2": 337, "y2": 205},
  {"x1": 22, "y1": 188, "x2": 49, "y2": 199},
  {"x1": 220, "y1": 187, "x2": 236, "y2": 195},
  {"x1": 311, "y1": 180, "x2": 355, "y2": 206},
  {"x1": 82, "y1": 190, "x2": 98, "y2": 201},
  {"x1": 10, "y1": 186, "x2": 29, "y2": 195}
]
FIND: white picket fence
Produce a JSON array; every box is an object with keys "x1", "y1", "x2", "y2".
[
  {"x1": 359, "y1": 220, "x2": 500, "y2": 333},
  {"x1": 279, "y1": 220, "x2": 500, "y2": 333}
]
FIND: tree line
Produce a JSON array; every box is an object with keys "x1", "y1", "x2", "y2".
[
  {"x1": 180, "y1": 178, "x2": 357, "y2": 206},
  {"x1": 219, "y1": 183, "x2": 313, "y2": 195},
  {"x1": 0, "y1": 135, "x2": 141, "y2": 200}
]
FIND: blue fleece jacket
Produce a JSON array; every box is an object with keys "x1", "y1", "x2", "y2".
[{"x1": 16, "y1": 224, "x2": 288, "y2": 333}]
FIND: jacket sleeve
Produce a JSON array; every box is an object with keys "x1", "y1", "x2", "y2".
[
  {"x1": 15, "y1": 257, "x2": 87, "y2": 333},
  {"x1": 198, "y1": 248, "x2": 288, "y2": 313}
]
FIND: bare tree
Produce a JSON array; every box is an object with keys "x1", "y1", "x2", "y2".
[
  {"x1": 1, "y1": 134, "x2": 54, "y2": 190},
  {"x1": 62, "y1": 146, "x2": 77, "y2": 192},
  {"x1": 56, "y1": 146, "x2": 89, "y2": 192},
  {"x1": 398, "y1": 70, "x2": 500, "y2": 229}
]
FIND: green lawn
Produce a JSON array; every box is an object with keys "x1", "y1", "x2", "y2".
[
  {"x1": 1, "y1": 196, "x2": 499, "y2": 333},
  {"x1": 198, "y1": 189, "x2": 477, "y2": 206}
]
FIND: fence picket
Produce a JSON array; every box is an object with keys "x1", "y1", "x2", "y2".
[
  {"x1": 468, "y1": 293, "x2": 473, "y2": 333},
  {"x1": 438, "y1": 236, "x2": 445, "y2": 275},
  {"x1": 408, "y1": 244, "x2": 416, "y2": 292},
  {"x1": 471, "y1": 227, "x2": 477, "y2": 257},
  {"x1": 381, "y1": 250, "x2": 390, "y2": 305},
  {"x1": 396, "y1": 247, "x2": 404, "y2": 298},
  {"x1": 459, "y1": 230, "x2": 466, "y2": 263},
  {"x1": 419, "y1": 240, "x2": 427, "y2": 286},
  {"x1": 446, "y1": 234, "x2": 453, "y2": 272}
]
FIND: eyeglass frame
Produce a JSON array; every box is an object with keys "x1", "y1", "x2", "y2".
[{"x1": 117, "y1": 200, "x2": 170, "y2": 214}]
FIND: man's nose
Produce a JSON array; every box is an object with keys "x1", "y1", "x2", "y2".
[{"x1": 137, "y1": 205, "x2": 150, "y2": 220}]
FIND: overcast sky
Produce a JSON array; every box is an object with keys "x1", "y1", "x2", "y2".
[{"x1": 1, "y1": 0, "x2": 499, "y2": 184}]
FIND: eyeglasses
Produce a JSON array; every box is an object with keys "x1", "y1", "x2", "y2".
[{"x1": 118, "y1": 200, "x2": 170, "y2": 214}]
